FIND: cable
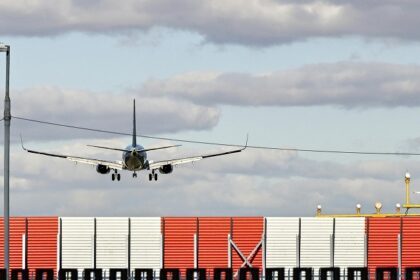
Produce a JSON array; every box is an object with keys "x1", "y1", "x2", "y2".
[{"x1": 12, "y1": 115, "x2": 420, "y2": 156}]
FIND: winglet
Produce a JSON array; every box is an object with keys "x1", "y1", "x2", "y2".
[
  {"x1": 242, "y1": 133, "x2": 249, "y2": 151},
  {"x1": 20, "y1": 134, "x2": 28, "y2": 151}
]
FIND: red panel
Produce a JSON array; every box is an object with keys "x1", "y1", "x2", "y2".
[
  {"x1": 163, "y1": 217, "x2": 197, "y2": 277},
  {"x1": 231, "y1": 217, "x2": 263, "y2": 278},
  {"x1": 27, "y1": 217, "x2": 58, "y2": 274},
  {"x1": 198, "y1": 217, "x2": 231, "y2": 276},
  {"x1": 0, "y1": 217, "x2": 26, "y2": 269},
  {"x1": 402, "y1": 217, "x2": 420, "y2": 268},
  {"x1": 368, "y1": 218, "x2": 400, "y2": 275}
]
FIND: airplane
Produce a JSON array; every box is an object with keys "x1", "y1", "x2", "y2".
[{"x1": 22, "y1": 100, "x2": 247, "y2": 182}]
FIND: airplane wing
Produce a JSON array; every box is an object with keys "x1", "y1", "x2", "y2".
[
  {"x1": 21, "y1": 142, "x2": 124, "y2": 170},
  {"x1": 148, "y1": 145, "x2": 246, "y2": 170}
]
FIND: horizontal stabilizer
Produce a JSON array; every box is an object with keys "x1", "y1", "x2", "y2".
[{"x1": 87, "y1": 144, "x2": 181, "y2": 153}]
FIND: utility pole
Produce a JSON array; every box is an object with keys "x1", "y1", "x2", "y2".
[{"x1": 0, "y1": 43, "x2": 10, "y2": 277}]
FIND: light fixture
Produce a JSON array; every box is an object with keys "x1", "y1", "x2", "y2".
[
  {"x1": 375, "y1": 202, "x2": 382, "y2": 214},
  {"x1": 356, "y1": 203, "x2": 361, "y2": 214}
]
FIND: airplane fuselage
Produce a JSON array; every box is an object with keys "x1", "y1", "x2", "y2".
[{"x1": 122, "y1": 144, "x2": 148, "y2": 171}]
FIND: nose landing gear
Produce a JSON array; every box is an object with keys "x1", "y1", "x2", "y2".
[{"x1": 133, "y1": 172, "x2": 137, "y2": 178}]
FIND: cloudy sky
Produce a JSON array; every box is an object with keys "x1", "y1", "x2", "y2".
[{"x1": 1, "y1": 0, "x2": 420, "y2": 217}]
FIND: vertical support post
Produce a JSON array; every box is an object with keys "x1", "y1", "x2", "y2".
[
  {"x1": 160, "y1": 233, "x2": 164, "y2": 269},
  {"x1": 56, "y1": 233, "x2": 60, "y2": 274},
  {"x1": 330, "y1": 234, "x2": 334, "y2": 267},
  {"x1": 94, "y1": 218, "x2": 97, "y2": 270},
  {"x1": 262, "y1": 218, "x2": 266, "y2": 280},
  {"x1": 22, "y1": 234, "x2": 26, "y2": 269},
  {"x1": 398, "y1": 234, "x2": 402, "y2": 280},
  {"x1": 194, "y1": 233, "x2": 198, "y2": 269},
  {"x1": 364, "y1": 233, "x2": 368, "y2": 267},
  {"x1": 228, "y1": 234, "x2": 232, "y2": 268},
  {"x1": 3, "y1": 44, "x2": 11, "y2": 279},
  {"x1": 128, "y1": 218, "x2": 131, "y2": 279},
  {"x1": 296, "y1": 235, "x2": 300, "y2": 268},
  {"x1": 332, "y1": 218, "x2": 335, "y2": 268},
  {"x1": 59, "y1": 218, "x2": 62, "y2": 272}
]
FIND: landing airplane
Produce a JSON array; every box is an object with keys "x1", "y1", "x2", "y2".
[{"x1": 22, "y1": 100, "x2": 246, "y2": 182}]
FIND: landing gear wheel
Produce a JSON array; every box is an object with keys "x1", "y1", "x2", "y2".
[
  {"x1": 112, "y1": 173, "x2": 115, "y2": 181},
  {"x1": 154, "y1": 173, "x2": 158, "y2": 181},
  {"x1": 133, "y1": 173, "x2": 137, "y2": 178},
  {"x1": 117, "y1": 174, "x2": 121, "y2": 181},
  {"x1": 149, "y1": 174, "x2": 153, "y2": 181}
]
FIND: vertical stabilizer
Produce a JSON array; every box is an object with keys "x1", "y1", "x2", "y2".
[{"x1": 133, "y1": 99, "x2": 137, "y2": 147}]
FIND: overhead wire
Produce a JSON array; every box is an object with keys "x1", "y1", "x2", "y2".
[{"x1": 12, "y1": 115, "x2": 420, "y2": 156}]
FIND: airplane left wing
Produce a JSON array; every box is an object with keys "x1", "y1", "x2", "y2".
[{"x1": 22, "y1": 143, "x2": 124, "y2": 170}]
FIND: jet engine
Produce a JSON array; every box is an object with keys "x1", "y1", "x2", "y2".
[
  {"x1": 96, "y1": 164, "x2": 111, "y2": 174},
  {"x1": 159, "y1": 164, "x2": 173, "y2": 174}
]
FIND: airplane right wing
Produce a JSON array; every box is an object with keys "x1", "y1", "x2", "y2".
[{"x1": 148, "y1": 145, "x2": 246, "y2": 170}]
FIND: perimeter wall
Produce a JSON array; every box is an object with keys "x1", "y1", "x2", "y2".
[{"x1": 0, "y1": 216, "x2": 419, "y2": 279}]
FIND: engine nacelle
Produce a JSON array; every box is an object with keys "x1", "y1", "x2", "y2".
[
  {"x1": 159, "y1": 164, "x2": 173, "y2": 174},
  {"x1": 96, "y1": 164, "x2": 111, "y2": 174}
]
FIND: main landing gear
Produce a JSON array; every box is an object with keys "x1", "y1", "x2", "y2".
[
  {"x1": 111, "y1": 170, "x2": 121, "y2": 181},
  {"x1": 149, "y1": 170, "x2": 158, "y2": 181}
]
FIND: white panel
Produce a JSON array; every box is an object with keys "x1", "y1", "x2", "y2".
[
  {"x1": 96, "y1": 217, "x2": 129, "y2": 271},
  {"x1": 334, "y1": 218, "x2": 366, "y2": 268},
  {"x1": 61, "y1": 217, "x2": 95, "y2": 272},
  {"x1": 266, "y1": 217, "x2": 299, "y2": 270},
  {"x1": 130, "y1": 217, "x2": 161, "y2": 274},
  {"x1": 301, "y1": 218, "x2": 333, "y2": 271}
]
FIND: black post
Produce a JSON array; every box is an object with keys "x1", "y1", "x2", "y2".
[
  {"x1": 238, "y1": 268, "x2": 259, "y2": 280},
  {"x1": 110, "y1": 269, "x2": 128, "y2": 280},
  {"x1": 348, "y1": 267, "x2": 368, "y2": 280},
  {"x1": 84, "y1": 269, "x2": 102, "y2": 280},
  {"x1": 58, "y1": 269, "x2": 78, "y2": 280},
  {"x1": 265, "y1": 268, "x2": 285, "y2": 280},
  {"x1": 405, "y1": 268, "x2": 420, "y2": 280},
  {"x1": 186, "y1": 269, "x2": 206, "y2": 280},
  {"x1": 214, "y1": 268, "x2": 233, "y2": 280},
  {"x1": 293, "y1": 268, "x2": 312, "y2": 280},
  {"x1": 376, "y1": 267, "x2": 398, "y2": 280},
  {"x1": 134, "y1": 269, "x2": 153, "y2": 280},
  {"x1": 160, "y1": 269, "x2": 180, "y2": 280}
]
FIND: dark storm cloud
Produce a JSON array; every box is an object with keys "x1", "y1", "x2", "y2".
[
  {"x1": 1, "y1": 1, "x2": 420, "y2": 45},
  {"x1": 142, "y1": 62, "x2": 420, "y2": 108}
]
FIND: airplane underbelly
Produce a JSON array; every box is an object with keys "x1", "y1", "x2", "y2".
[{"x1": 124, "y1": 155, "x2": 143, "y2": 170}]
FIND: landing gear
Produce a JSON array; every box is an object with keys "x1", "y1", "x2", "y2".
[
  {"x1": 149, "y1": 170, "x2": 158, "y2": 181},
  {"x1": 111, "y1": 171, "x2": 121, "y2": 181},
  {"x1": 133, "y1": 172, "x2": 137, "y2": 178}
]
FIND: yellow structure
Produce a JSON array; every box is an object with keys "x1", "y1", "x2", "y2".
[{"x1": 316, "y1": 172, "x2": 420, "y2": 218}]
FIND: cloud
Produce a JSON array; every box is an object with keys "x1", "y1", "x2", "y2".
[
  {"x1": 1, "y1": 1, "x2": 420, "y2": 45},
  {"x1": 141, "y1": 62, "x2": 420, "y2": 108},
  {"x1": 10, "y1": 86, "x2": 220, "y2": 140}
]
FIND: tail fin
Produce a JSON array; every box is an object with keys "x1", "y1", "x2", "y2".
[{"x1": 133, "y1": 99, "x2": 137, "y2": 147}]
